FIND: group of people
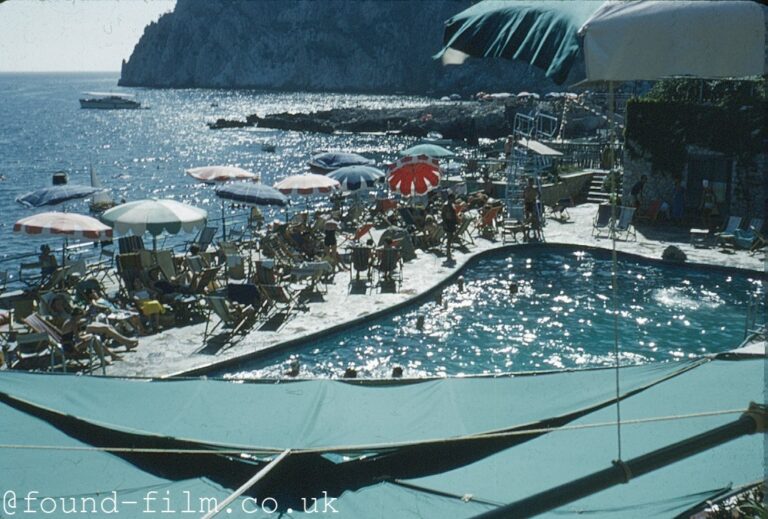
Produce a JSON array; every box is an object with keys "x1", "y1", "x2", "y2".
[{"x1": 629, "y1": 175, "x2": 718, "y2": 228}]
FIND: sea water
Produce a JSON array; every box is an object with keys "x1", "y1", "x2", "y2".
[
  {"x1": 220, "y1": 249, "x2": 764, "y2": 379},
  {"x1": 0, "y1": 72, "x2": 433, "y2": 272}
]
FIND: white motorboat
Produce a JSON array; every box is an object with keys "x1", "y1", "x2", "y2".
[{"x1": 79, "y1": 92, "x2": 141, "y2": 110}]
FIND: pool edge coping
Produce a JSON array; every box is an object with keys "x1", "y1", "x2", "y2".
[{"x1": 167, "y1": 241, "x2": 766, "y2": 378}]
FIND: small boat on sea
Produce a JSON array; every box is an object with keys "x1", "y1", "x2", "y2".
[
  {"x1": 79, "y1": 92, "x2": 141, "y2": 110},
  {"x1": 88, "y1": 166, "x2": 115, "y2": 214}
]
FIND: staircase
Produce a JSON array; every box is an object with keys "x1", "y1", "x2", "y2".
[{"x1": 586, "y1": 168, "x2": 624, "y2": 204}]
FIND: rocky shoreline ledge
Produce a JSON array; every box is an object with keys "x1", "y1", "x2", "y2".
[{"x1": 208, "y1": 101, "x2": 512, "y2": 141}]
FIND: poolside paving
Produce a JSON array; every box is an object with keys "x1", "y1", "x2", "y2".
[{"x1": 106, "y1": 203, "x2": 765, "y2": 378}]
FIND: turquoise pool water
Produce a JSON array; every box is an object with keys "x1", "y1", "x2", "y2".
[{"x1": 221, "y1": 249, "x2": 764, "y2": 379}]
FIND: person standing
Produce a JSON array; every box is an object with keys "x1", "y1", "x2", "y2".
[
  {"x1": 700, "y1": 180, "x2": 717, "y2": 229},
  {"x1": 630, "y1": 175, "x2": 648, "y2": 209},
  {"x1": 671, "y1": 178, "x2": 686, "y2": 223},
  {"x1": 523, "y1": 177, "x2": 538, "y2": 222},
  {"x1": 441, "y1": 194, "x2": 459, "y2": 261}
]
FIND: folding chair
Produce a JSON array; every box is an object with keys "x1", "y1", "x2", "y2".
[
  {"x1": 202, "y1": 296, "x2": 256, "y2": 344},
  {"x1": 118, "y1": 235, "x2": 145, "y2": 254},
  {"x1": 592, "y1": 204, "x2": 613, "y2": 238},
  {"x1": 715, "y1": 216, "x2": 744, "y2": 247},
  {"x1": 614, "y1": 206, "x2": 637, "y2": 241},
  {"x1": 375, "y1": 247, "x2": 403, "y2": 290},
  {"x1": 5, "y1": 332, "x2": 58, "y2": 371},
  {"x1": 349, "y1": 246, "x2": 373, "y2": 283},
  {"x1": 550, "y1": 198, "x2": 573, "y2": 221}
]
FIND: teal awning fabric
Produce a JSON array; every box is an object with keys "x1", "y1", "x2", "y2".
[
  {"x1": 0, "y1": 361, "x2": 692, "y2": 453},
  {"x1": 438, "y1": 0, "x2": 601, "y2": 84},
  {"x1": 0, "y1": 358, "x2": 761, "y2": 517},
  {"x1": 403, "y1": 358, "x2": 763, "y2": 517}
]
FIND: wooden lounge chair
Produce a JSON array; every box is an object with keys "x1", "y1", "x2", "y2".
[
  {"x1": 349, "y1": 245, "x2": 373, "y2": 283},
  {"x1": 592, "y1": 204, "x2": 613, "y2": 238},
  {"x1": 22, "y1": 313, "x2": 99, "y2": 372},
  {"x1": 375, "y1": 246, "x2": 403, "y2": 290},
  {"x1": 202, "y1": 296, "x2": 256, "y2": 344},
  {"x1": 258, "y1": 283, "x2": 300, "y2": 318}
]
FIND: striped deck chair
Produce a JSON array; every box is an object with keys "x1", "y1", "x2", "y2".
[
  {"x1": 118, "y1": 235, "x2": 145, "y2": 254},
  {"x1": 191, "y1": 266, "x2": 221, "y2": 294},
  {"x1": 22, "y1": 313, "x2": 98, "y2": 372}
]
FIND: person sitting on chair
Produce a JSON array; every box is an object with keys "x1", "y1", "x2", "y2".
[
  {"x1": 39, "y1": 245, "x2": 58, "y2": 277},
  {"x1": 630, "y1": 175, "x2": 648, "y2": 210}
]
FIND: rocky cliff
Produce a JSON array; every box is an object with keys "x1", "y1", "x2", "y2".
[{"x1": 119, "y1": 0, "x2": 568, "y2": 95}]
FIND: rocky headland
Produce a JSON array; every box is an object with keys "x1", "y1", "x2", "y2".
[{"x1": 119, "y1": 0, "x2": 576, "y2": 95}]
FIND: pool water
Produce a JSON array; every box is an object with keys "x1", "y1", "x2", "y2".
[{"x1": 221, "y1": 249, "x2": 764, "y2": 379}]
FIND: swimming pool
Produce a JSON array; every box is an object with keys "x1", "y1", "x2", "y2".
[{"x1": 220, "y1": 249, "x2": 764, "y2": 379}]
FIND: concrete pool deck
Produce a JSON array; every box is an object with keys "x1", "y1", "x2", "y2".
[{"x1": 105, "y1": 203, "x2": 766, "y2": 378}]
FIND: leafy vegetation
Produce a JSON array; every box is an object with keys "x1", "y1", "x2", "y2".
[{"x1": 624, "y1": 78, "x2": 767, "y2": 177}]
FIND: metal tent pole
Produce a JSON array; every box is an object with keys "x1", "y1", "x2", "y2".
[{"x1": 472, "y1": 403, "x2": 766, "y2": 519}]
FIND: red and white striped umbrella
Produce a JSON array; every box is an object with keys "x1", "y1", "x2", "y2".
[
  {"x1": 14, "y1": 212, "x2": 112, "y2": 241},
  {"x1": 387, "y1": 155, "x2": 441, "y2": 197},
  {"x1": 273, "y1": 174, "x2": 340, "y2": 196},
  {"x1": 185, "y1": 166, "x2": 259, "y2": 184}
]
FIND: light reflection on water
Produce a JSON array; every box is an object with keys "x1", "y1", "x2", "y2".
[
  {"x1": 0, "y1": 73, "x2": 436, "y2": 265},
  {"x1": 221, "y1": 250, "x2": 763, "y2": 379}
]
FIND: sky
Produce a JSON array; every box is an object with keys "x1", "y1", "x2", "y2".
[{"x1": 0, "y1": 0, "x2": 177, "y2": 72}]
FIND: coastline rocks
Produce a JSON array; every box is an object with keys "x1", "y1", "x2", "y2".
[{"x1": 215, "y1": 102, "x2": 515, "y2": 140}]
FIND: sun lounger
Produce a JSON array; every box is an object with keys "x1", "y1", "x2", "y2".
[
  {"x1": 732, "y1": 218, "x2": 764, "y2": 250},
  {"x1": 550, "y1": 198, "x2": 572, "y2": 222},
  {"x1": 118, "y1": 235, "x2": 145, "y2": 255},
  {"x1": 219, "y1": 241, "x2": 246, "y2": 280},
  {"x1": 592, "y1": 204, "x2": 613, "y2": 238},
  {"x1": 474, "y1": 205, "x2": 502, "y2": 238},
  {"x1": 22, "y1": 313, "x2": 98, "y2": 372},
  {"x1": 614, "y1": 206, "x2": 637, "y2": 240},
  {"x1": 258, "y1": 283, "x2": 300, "y2": 317},
  {"x1": 202, "y1": 296, "x2": 256, "y2": 344},
  {"x1": 154, "y1": 250, "x2": 178, "y2": 281},
  {"x1": 188, "y1": 226, "x2": 217, "y2": 252},
  {"x1": 349, "y1": 246, "x2": 373, "y2": 284},
  {"x1": 4, "y1": 332, "x2": 58, "y2": 371},
  {"x1": 715, "y1": 216, "x2": 744, "y2": 247},
  {"x1": 375, "y1": 246, "x2": 403, "y2": 290}
]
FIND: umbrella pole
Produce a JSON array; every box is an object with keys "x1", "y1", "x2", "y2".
[
  {"x1": 153, "y1": 235, "x2": 157, "y2": 251},
  {"x1": 221, "y1": 202, "x2": 226, "y2": 241},
  {"x1": 62, "y1": 239, "x2": 67, "y2": 267}
]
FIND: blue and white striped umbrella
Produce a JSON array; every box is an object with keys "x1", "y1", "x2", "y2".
[
  {"x1": 327, "y1": 166, "x2": 385, "y2": 192},
  {"x1": 16, "y1": 185, "x2": 102, "y2": 208},
  {"x1": 215, "y1": 182, "x2": 289, "y2": 206}
]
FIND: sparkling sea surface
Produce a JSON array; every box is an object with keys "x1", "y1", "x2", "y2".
[
  {"x1": 0, "y1": 72, "x2": 433, "y2": 270},
  {"x1": 220, "y1": 249, "x2": 764, "y2": 379}
]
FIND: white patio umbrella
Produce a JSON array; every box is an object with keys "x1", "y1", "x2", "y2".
[
  {"x1": 101, "y1": 199, "x2": 207, "y2": 250},
  {"x1": 185, "y1": 165, "x2": 260, "y2": 239},
  {"x1": 274, "y1": 173, "x2": 340, "y2": 196},
  {"x1": 14, "y1": 211, "x2": 113, "y2": 265},
  {"x1": 185, "y1": 166, "x2": 259, "y2": 184}
]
